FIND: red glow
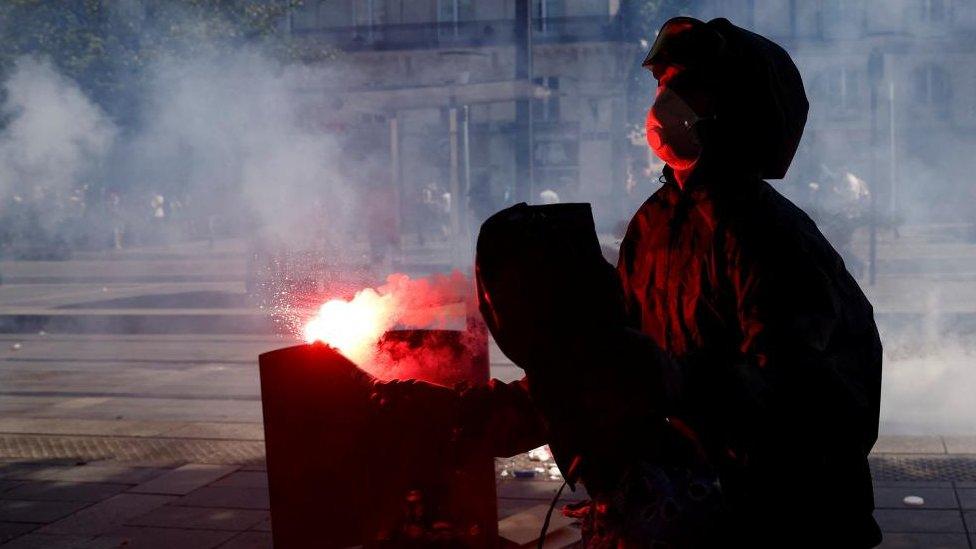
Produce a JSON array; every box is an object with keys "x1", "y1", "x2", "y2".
[
  {"x1": 300, "y1": 271, "x2": 475, "y2": 374},
  {"x1": 303, "y1": 289, "x2": 392, "y2": 365}
]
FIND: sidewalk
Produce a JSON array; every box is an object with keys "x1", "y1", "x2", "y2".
[{"x1": 0, "y1": 430, "x2": 974, "y2": 548}]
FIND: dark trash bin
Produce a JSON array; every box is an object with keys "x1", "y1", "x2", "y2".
[{"x1": 259, "y1": 328, "x2": 496, "y2": 548}]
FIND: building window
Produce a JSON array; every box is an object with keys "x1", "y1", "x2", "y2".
[
  {"x1": 532, "y1": 77, "x2": 560, "y2": 121},
  {"x1": 821, "y1": 0, "x2": 864, "y2": 31},
  {"x1": 534, "y1": 0, "x2": 566, "y2": 33},
  {"x1": 815, "y1": 67, "x2": 864, "y2": 111},
  {"x1": 352, "y1": 0, "x2": 384, "y2": 27},
  {"x1": 437, "y1": 0, "x2": 475, "y2": 37},
  {"x1": 319, "y1": 1, "x2": 353, "y2": 28},
  {"x1": 437, "y1": 0, "x2": 475, "y2": 24},
  {"x1": 920, "y1": 0, "x2": 948, "y2": 22},
  {"x1": 913, "y1": 65, "x2": 951, "y2": 104}
]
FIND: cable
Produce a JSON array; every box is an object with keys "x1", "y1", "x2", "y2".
[{"x1": 537, "y1": 480, "x2": 567, "y2": 549}]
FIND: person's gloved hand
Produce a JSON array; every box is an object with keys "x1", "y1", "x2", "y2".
[{"x1": 369, "y1": 378, "x2": 457, "y2": 414}]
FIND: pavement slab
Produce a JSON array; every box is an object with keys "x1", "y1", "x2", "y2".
[
  {"x1": 236, "y1": 465, "x2": 266, "y2": 472},
  {"x1": 944, "y1": 436, "x2": 976, "y2": 454},
  {"x1": 878, "y1": 532, "x2": 971, "y2": 549},
  {"x1": 0, "y1": 499, "x2": 91, "y2": 523},
  {"x1": 498, "y1": 497, "x2": 543, "y2": 520},
  {"x1": 160, "y1": 423, "x2": 264, "y2": 441},
  {"x1": 0, "y1": 479, "x2": 23, "y2": 493},
  {"x1": 0, "y1": 435, "x2": 265, "y2": 466},
  {"x1": 0, "y1": 481, "x2": 129, "y2": 503},
  {"x1": 875, "y1": 481, "x2": 955, "y2": 489},
  {"x1": 0, "y1": 462, "x2": 53, "y2": 481},
  {"x1": 0, "y1": 533, "x2": 103, "y2": 549},
  {"x1": 174, "y1": 486, "x2": 269, "y2": 510},
  {"x1": 0, "y1": 418, "x2": 184, "y2": 438},
  {"x1": 10, "y1": 464, "x2": 165, "y2": 485},
  {"x1": 125, "y1": 505, "x2": 268, "y2": 531},
  {"x1": 874, "y1": 486, "x2": 961, "y2": 509},
  {"x1": 208, "y1": 472, "x2": 267, "y2": 489},
  {"x1": 495, "y1": 480, "x2": 587, "y2": 502},
  {"x1": 38, "y1": 493, "x2": 176, "y2": 535},
  {"x1": 129, "y1": 464, "x2": 239, "y2": 496},
  {"x1": 870, "y1": 456, "x2": 976, "y2": 482},
  {"x1": 874, "y1": 509, "x2": 967, "y2": 533},
  {"x1": 0, "y1": 521, "x2": 38, "y2": 543},
  {"x1": 95, "y1": 526, "x2": 236, "y2": 549},
  {"x1": 216, "y1": 531, "x2": 273, "y2": 549},
  {"x1": 0, "y1": 335, "x2": 275, "y2": 365},
  {"x1": 956, "y1": 488, "x2": 976, "y2": 510},
  {"x1": 872, "y1": 436, "x2": 947, "y2": 454}
]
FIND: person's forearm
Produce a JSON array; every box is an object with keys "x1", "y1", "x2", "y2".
[{"x1": 457, "y1": 377, "x2": 548, "y2": 457}]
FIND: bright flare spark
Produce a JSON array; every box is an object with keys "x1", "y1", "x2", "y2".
[{"x1": 303, "y1": 289, "x2": 393, "y2": 365}]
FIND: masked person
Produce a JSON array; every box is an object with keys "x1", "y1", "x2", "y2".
[
  {"x1": 616, "y1": 17, "x2": 883, "y2": 547},
  {"x1": 377, "y1": 16, "x2": 882, "y2": 547}
]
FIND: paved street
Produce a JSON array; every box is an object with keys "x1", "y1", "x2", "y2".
[{"x1": 0, "y1": 231, "x2": 973, "y2": 547}]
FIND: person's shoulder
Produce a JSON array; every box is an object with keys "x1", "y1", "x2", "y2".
[
  {"x1": 728, "y1": 180, "x2": 845, "y2": 270},
  {"x1": 723, "y1": 179, "x2": 814, "y2": 232},
  {"x1": 627, "y1": 186, "x2": 674, "y2": 228},
  {"x1": 617, "y1": 188, "x2": 671, "y2": 269}
]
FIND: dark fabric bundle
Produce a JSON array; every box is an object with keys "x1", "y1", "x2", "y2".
[{"x1": 474, "y1": 202, "x2": 626, "y2": 369}]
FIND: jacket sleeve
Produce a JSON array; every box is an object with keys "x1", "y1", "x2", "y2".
[
  {"x1": 718, "y1": 217, "x2": 882, "y2": 459},
  {"x1": 616, "y1": 213, "x2": 648, "y2": 331},
  {"x1": 616, "y1": 213, "x2": 685, "y2": 413},
  {"x1": 456, "y1": 376, "x2": 549, "y2": 458}
]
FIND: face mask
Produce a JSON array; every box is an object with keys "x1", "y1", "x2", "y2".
[{"x1": 646, "y1": 86, "x2": 703, "y2": 171}]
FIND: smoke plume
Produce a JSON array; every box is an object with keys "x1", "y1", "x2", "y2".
[{"x1": 0, "y1": 57, "x2": 116, "y2": 226}]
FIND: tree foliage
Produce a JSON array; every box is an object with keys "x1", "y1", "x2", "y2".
[{"x1": 0, "y1": 0, "x2": 306, "y2": 122}]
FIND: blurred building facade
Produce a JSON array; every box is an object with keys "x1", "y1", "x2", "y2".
[
  {"x1": 696, "y1": 0, "x2": 976, "y2": 223},
  {"x1": 285, "y1": 0, "x2": 639, "y2": 242},
  {"x1": 285, "y1": 0, "x2": 976, "y2": 240}
]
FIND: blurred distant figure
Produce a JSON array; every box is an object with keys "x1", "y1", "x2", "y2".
[
  {"x1": 804, "y1": 165, "x2": 871, "y2": 277},
  {"x1": 411, "y1": 182, "x2": 450, "y2": 246},
  {"x1": 440, "y1": 188, "x2": 452, "y2": 237},
  {"x1": 108, "y1": 191, "x2": 124, "y2": 250},
  {"x1": 365, "y1": 178, "x2": 398, "y2": 267},
  {"x1": 151, "y1": 194, "x2": 166, "y2": 220},
  {"x1": 970, "y1": 183, "x2": 976, "y2": 243},
  {"x1": 538, "y1": 188, "x2": 560, "y2": 204},
  {"x1": 409, "y1": 186, "x2": 424, "y2": 247},
  {"x1": 207, "y1": 215, "x2": 218, "y2": 250},
  {"x1": 468, "y1": 171, "x2": 497, "y2": 236}
]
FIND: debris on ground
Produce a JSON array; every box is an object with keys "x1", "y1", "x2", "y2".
[{"x1": 903, "y1": 495, "x2": 925, "y2": 506}]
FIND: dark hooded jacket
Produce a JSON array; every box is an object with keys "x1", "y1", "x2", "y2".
[
  {"x1": 453, "y1": 16, "x2": 881, "y2": 548},
  {"x1": 470, "y1": 204, "x2": 681, "y2": 486},
  {"x1": 618, "y1": 17, "x2": 883, "y2": 546}
]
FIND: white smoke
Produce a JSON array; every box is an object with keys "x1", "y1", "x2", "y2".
[
  {"x1": 879, "y1": 293, "x2": 976, "y2": 434},
  {"x1": 120, "y1": 49, "x2": 356, "y2": 245},
  {"x1": 0, "y1": 57, "x2": 116, "y2": 201},
  {"x1": 0, "y1": 49, "x2": 365, "y2": 254}
]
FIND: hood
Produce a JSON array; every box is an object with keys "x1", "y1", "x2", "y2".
[
  {"x1": 643, "y1": 17, "x2": 808, "y2": 179},
  {"x1": 474, "y1": 203, "x2": 625, "y2": 368}
]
